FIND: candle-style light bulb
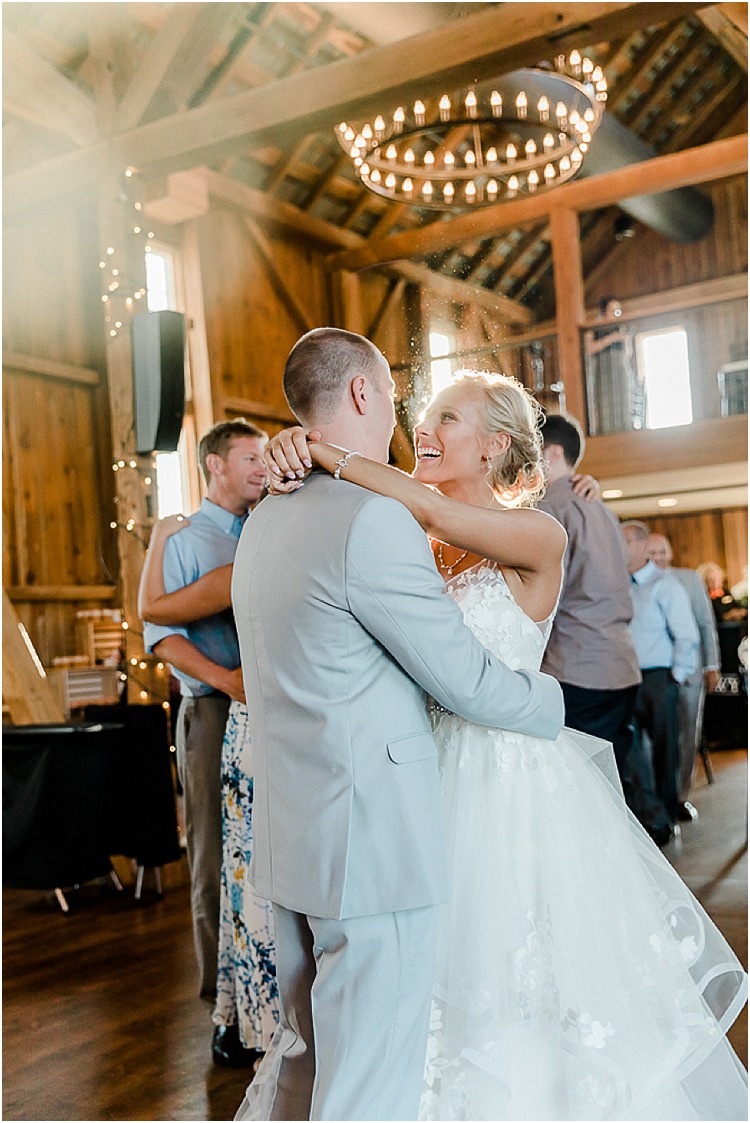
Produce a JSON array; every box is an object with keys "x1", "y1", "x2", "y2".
[
  {"x1": 403, "y1": 177, "x2": 414, "y2": 196},
  {"x1": 385, "y1": 144, "x2": 398, "y2": 161},
  {"x1": 486, "y1": 147, "x2": 498, "y2": 163},
  {"x1": 422, "y1": 180, "x2": 433, "y2": 199},
  {"x1": 507, "y1": 175, "x2": 519, "y2": 197},
  {"x1": 374, "y1": 115, "x2": 386, "y2": 138},
  {"x1": 385, "y1": 172, "x2": 396, "y2": 189},
  {"x1": 465, "y1": 149, "x2": 476, "y2": 167},
  {"x1": 424, "y1": 151, "x2": 435, "y2": 168},
  {"x1": 443, "y1": 182, "x2": 454, "y2": 201},
  {"x1": 506, "y1": 143, "x2": 517, "y2": 163},
  {"x1": 362, "y1": 123, "x2": 373, "y2": 140},
  {"x1": 528, "y1": 169, "x2": 539, "y2": 191},
  {"x1": 371, "y1": 168, "x2": 382, "y2": 184},
  {"x1": 465, "y1": 180, "x2": 477, "y2": 201},
  {"x1": 544, "y1": 163, "x2": 555, "y2": 183},
  {"x1": 571, "y1": 147, "x2": 582, "y2": 165},
  {"x1": 487, "y1": 179, "x2": 498, "y2": 200},
  {"x1": 393, "y1": 106, "x2": 405, "y2": 133},
  {"x1": 543, "y1": 133, "x2": 555, "y2": 153},
  {"x1": 584, "y1": 108, "x2": 596, "y2": 123},
  {"x1": 404, "y1": 148, "x2": 415, "y2": 165},
  {"x1": 569, "y1": 49, "x2": 582, "y2": 74},
  {"x1": 439, "y1": 95, "x2": 451, "y2": 122},
  {"x1": 582, "y1": 56, "x2": 594, "y2": 76},
  {"x1": 414, "y1": 100, "x2": 426, "y2": 126},
  {"x1": 556, "y1": 102, "x2": 568, "y2": 128},
  {"x1": 525, "y1": 139, "x2": 537, "y2": 157},
  {"x1": 465, "y1": 90, "x2": 478, "y2": 118},
  {"x1": 537, "y1": 95, "x2": 549, "y2": 122},
  {"x1": 515, "y1": 91, "x2": 527, "y2": 118},
  {"x1": 490, "y1": 91, "x2": 502, "y2": 117},
  {"x1": 559, "y1": 155, "x2": 571, "y2": 172},
  {"x1": 444, "y1": 151, "x2": 455, "y2": 168}
]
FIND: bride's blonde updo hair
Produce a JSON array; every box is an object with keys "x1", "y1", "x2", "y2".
[{"x1": 455, "y1": 370, "x2": 547, "y2": 507}]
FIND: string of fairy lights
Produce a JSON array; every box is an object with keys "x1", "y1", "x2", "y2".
[{"x1": 99, "y1": 175, "x2": 170, "y2": 714}]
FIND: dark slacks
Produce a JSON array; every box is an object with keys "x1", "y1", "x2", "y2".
[
  {"x1": 632, "y1": 668, "x2": 681, "y2": 828},
  {"x1": 560, "y1": 682, "x2": 647, "y2": 817}
]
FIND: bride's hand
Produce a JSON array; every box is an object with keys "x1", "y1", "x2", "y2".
[
  {"x1": 570, "y1": 473, "x2": 600, "y2": 503},
  {"x1": 264, "y1": 427, "x2": 321, "y2": 489}
]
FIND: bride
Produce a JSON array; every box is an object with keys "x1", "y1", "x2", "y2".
[{"x1": 265, "y1": 371, "x2": 747, "y2": 1121}]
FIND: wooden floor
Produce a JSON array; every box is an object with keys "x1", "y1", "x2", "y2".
[{"x1": 3, "y1": 751, "x2": 747, "y2": 1122}]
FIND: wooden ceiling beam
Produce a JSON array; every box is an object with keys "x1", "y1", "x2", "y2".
[
  {"x1": 2, "y1": 28, "x2": 98, "y2": 147},
  {"x1": 698, "y1": 3, "x2": 748, "y2": 69},
  {"x1": 116, "y1": 5, "x2": 210, "y2": 130},
  {"x1": 199, "y1": 167, "x2": 361, "y2": 249},
  {"x1": 4, "y1": 2, "x2": 706, "y2": 218},
  {"x1": 328, "y1": 133, "x2": 748, "y2": 270},
  {"x1": 386, "y1": 261, "x2": 533, "y2": 325}
]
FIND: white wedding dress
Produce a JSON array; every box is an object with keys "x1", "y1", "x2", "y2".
[{"x1": 419, "y1": 562, "x2": 747, "y2": 1121}]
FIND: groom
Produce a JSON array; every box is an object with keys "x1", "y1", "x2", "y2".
[{"x1": 232, "y1": 327, "x2": 564, "y2": 1121}]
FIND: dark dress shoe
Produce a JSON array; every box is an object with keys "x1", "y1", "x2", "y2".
[
  {"x1": 678, "y1": 801, "x2": 699, "y2": 822},
  {"x1": 648, "y1": 824, "x2": 673, "y2": 847},
  {"x1": 212, "y1": 1024, "x2": 263, "y2": 1068}
]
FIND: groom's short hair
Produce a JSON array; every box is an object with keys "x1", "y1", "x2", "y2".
[{"x1": 283, "y1": 327, "x2": 386, "y2": 424}]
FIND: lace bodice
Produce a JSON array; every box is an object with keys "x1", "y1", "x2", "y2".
[{"x1": 444, "y1": 563, "x2": 551, "y2": 673}]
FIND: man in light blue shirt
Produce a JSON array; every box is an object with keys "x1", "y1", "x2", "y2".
[
  {"x1": 143, "y1": 420, "x2": 266, "y2": 1055},
  {"x1": 623, "y1": 521, "x2": 699, "y2": 840}
]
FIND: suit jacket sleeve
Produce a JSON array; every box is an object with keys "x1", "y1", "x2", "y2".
[
  {"x1": 345, "y1": 494, "x2": 564, "y2": 741},
  {"x1": 687, "y1": 571, "x2": 721, "y2": 671}
]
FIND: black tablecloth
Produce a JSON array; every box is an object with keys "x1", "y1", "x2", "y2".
[{"x1": 3, "y1": 705, "x2": 182, "y2": 891}]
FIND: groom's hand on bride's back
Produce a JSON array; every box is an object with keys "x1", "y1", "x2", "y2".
[{"x1": 264, "y1": 426, "x2": 320, "y2": 492}]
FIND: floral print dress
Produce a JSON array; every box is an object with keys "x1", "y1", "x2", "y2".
[{"x1": 212, "y1": 701, "x2": 279, "y2": 1049}]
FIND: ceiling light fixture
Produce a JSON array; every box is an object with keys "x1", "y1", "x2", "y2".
[{"x1": 336, "y1": 52, "x2": 607, "y2": 211}]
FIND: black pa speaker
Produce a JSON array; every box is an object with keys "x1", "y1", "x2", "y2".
[{"x1": 132, "y1": 310, "x2": 186, "y2": 454}]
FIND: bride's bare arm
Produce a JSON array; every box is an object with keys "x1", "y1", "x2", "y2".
[
  {"x1": 138, "y1": 516, "x2": 233, "y2": 624},
  {"x1": 265, "y1": 428, "x2": 566, "y2": 576}
]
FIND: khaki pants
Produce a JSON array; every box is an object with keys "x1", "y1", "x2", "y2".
[{"x1": 176, "y1": 694, "x2": 229, "y2": 997}]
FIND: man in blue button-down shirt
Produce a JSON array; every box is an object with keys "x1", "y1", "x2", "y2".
[
  {"x1": 623, "y1": 520, "x2": 699, "y2": 841},
  {"x1": 143, "y1": 420, "x2": 267, "y2": 1013}
]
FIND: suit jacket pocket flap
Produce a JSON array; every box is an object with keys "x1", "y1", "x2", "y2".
[{"x1": 387, "y1": 732, "x2": 436, "y2": 764}]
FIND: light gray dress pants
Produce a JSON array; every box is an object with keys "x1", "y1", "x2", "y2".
[
  {"x1": 176, "y1": 694, "x2": 229, "y2": 997},
  {"x1": 235, "y1": 902, "x2": 439, "y2": 1121},
  {"x1": 678, "y1": 671, "x2": 706, "y2": 801}
]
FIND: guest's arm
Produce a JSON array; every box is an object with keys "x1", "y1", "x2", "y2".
[
  {"x1": 152, "y1": 635, "x2": 245, "y2": 703},
  {"x1": 138, "y1": 515, "x2": 233, "y2": 624}
]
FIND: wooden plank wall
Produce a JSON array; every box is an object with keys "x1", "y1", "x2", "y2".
[
  {"x1": 195, "y1": 206, "x2": 334, "y2": 433},
  {"x1": 587, "y1": 177, "x2": 748, "y2": 303},
  {"x1": 637, "y1": 508, "x2": 748, "y2": 587},
  {"x1": 2, "y1": 205, "x2": 117, "y2": 665}
]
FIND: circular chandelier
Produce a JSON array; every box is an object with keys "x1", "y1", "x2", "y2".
[{"x1": 336, "y1": 51, "x2": 607, "y2": 210}]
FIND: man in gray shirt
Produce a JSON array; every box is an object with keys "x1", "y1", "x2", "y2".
[{"x1": 539, "y1": 414, "x2": 646, "y2": 821}]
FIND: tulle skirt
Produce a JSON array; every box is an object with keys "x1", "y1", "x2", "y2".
[{"x1": 419, "y1": 717, "x2": 747, "y2": 1121}]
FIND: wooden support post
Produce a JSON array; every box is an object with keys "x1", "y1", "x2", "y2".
[
  {"x1": 550, "y1": 208, "x2": 586, "y2": 425},
  {"x1": 335, "y1": 270, "x2": 366, "y2": 334},
  {"x1": 97, "y1": 172, "x2": 153, "y2": 704}
]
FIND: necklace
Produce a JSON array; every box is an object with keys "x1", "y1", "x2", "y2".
[
  {"x1": 436, "y1": 492, "x2": 497, "y2": 575},
  {"x1": 436, "y1": 542, "x2": 470, "y2": 575}
]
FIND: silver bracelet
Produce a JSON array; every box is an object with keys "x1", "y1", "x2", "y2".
[{"x1": 333, "y1": 449, "x2": 363, "y2": 480}]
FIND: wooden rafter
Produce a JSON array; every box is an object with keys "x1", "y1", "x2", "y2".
[
  {"x1": 2, "y1": 27, "x2": 98, "y2": 147},
  {"x1": 116, "y1": 5, "x2": 209, "y2": 130},
  {"x1": 4, "y1": 2, "x2": 707, "y2": 218},
  {"x1": 627, "y1": 34, "x2": 713, "y2": 135},
  {"x1": 698, "y1": 3, "x2": 748, "y2": 69},
  {"x1": 328, "y1": 133, "x2": 748, "y2": 271},
  {"x1": 242, "y1": 215, "x2": 316, "y2": 334}
]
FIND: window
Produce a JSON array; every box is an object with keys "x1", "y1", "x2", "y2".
[
  {"x1": 144, "y1": 245, "x2": 189, "y2": 516},
  {"x1": 429, "y1": 329, "x2": 455, "y2": 396},
  {"x1": 636, "y1": 327, "x2": 693, "y2": 430}
]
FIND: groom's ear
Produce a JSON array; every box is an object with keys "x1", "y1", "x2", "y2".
[{"x1": 349, "y1": 375, "x2": 368, "y2": 415}]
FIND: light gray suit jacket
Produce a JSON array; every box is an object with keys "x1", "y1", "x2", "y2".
[
  {"x1": 232, "y1": 473, "x2": 564, "y2": 920},
  {"x1": 671, "y1": 567, "x2": 721, "y2": 674}
]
